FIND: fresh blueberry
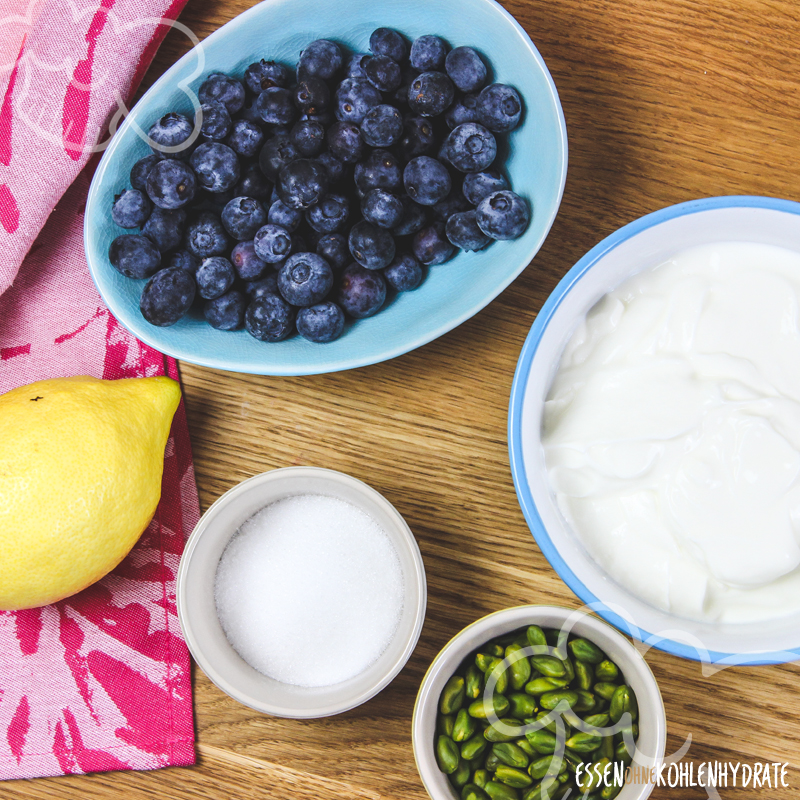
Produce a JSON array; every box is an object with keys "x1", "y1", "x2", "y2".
[
  {"x1": 142, "y1": 207, "x2": 186, "y2": 252},
  {"x1": 199, "y1": 73, "x2": 245, "y2": 114},
  {"x1": 293, "y1": 77, "x2": 330, "y2": 114},
  {"x1": 383, "y1": 252, "x2": 424, "y2": 291},
  {"x1": 231, "y1": 240, "x2": 269, "y2": 280},
  {"x1": 140, "y1": 267, "x2": 195, "y2": 326},
  {"x1": 364, "y1": 55, "x2": 401, "y2": 93},
  {"x1": 393, "y1": 195, "x2": 427, "y2": 235},
  {"x1": 408, "y1": 72, "x2": 454, "y2": 117},
  {"x1": 277, "y1": 158, "x2": 329, "y2": 209},
  {"x1": 109, "y1": 234, "x2": 161, "y2": 278},
  {"x1": 462, "y1": 169, "x2": 509, "y2": 205},
  {"x1": 198, "y1": 103, "x2": 231, "y2": 141},
  {"x1": 337, "y1": 263, "x2": 386, "y2": 318},
  {"x1": 443, "y1": 122, "x2": 497, "y2": 172},
  {"x1": 185, "y1": 211, "x2": 231, "y2": 258},
  {"x1": 306, "y1": 193, "x2": 349, "y2": 233},
  {"x1": 445, "y1": 93, "x2": 479, "y2": 129},
  {"x1": 196, "y1": 256, "x2": 235, "y2": 299},
  {"x1": 313, "y1": 151, "x2": 345, "y2": 183},
  {"x1": 326, "y1": 121, "x2": 363, "y2": 163},
  {"x1": 410, "y1": 35, "x2": 448, "y2": 72},
  {"x1": 475, "y1": 190, "x2": 529, "y2": 239},
  {"x1": 397, "y1": 115, "x2": 436, "y2": 159},
  {"x1": 237, "y1": 97, "x2": 262, "y2": 124},
  {"x1": 393, "y1": 67, "x2": 419, "y2": 109},
  {"x1": 225, "y1": 120, "x2": 264, "y2": 158},
  {"x1": 360, "y1": 104, "x2": 403, "y2": 148},
  {"x1": 369, "y1": 28, "x2": 407, "y2": 62},
  {"x1": 236, "y1": 162, "x2": 272, "y2": 200},
  {"x1": 296, "y1": 301, "x2": 345, "y2": 343},
  {"x1": 189, "y1": 142, "x2": 240, "y2": 193},
  {"x1": 112, "y1": 189, "x2": 151, "y2": 228},
  {"x1": 145, "y1": 159, "x2": 197, "y2": 209},
  {"x1": 346, "y1": 53, "x2": 370, "y2": 78},
  {"x1": 413, "y1": 222, "x2": 455, "y2": 264},
  {"x1": 362, "y1": 189, "x2": 403, "y2": 229},
  {"x1": 268, "y1": 198, "x2": 302, "y2": 231},
  {"x1": 254, "y1": 223, "x2": 293, "y2": 263},
  {"x1": 221, "y1": 196, "x2": 267, "y2": 240},
  {"x1": 349, "y1": 220, "x2": 395, "y2": 269},
  {"x1": 258, "y1": 132, "x2": 298, "y2": 181},
  {"x1": 316, "y1": 233, "x2": 350, "y2": 270},
  {"x1": 290, "y1": 118, "x2": 325, "y2": 157},
  {"x1": 204, "y1": 290, "x2": 247, "y2": 330},
  {"x1": 244, "y1": 273, "x2": 279, "y2": 299},
  {"x1": 148, "y1": 112, "x2": 195, "y2": 158},
  {"x1": 254, "y1": 87, "x2": 297, "y2": 126},
  {"x1": 445, "y1": 209, "x2": 491, "y2": 251},
  {"x1": 244, "y1": 60, "x2": 290, "y2": 94},
  {"x1": 403, "y1": 156, "x2": 451, "y2": 205},
  {"x1": 335, "y1": 77, "x2": 382, "y2": 124},
  {"x1": 130, "y1": 154, "x2": 161, "y2": 190},
  {"x1": 476, "y1": 83, "x2": 522, "y2": 132},
  {"x1": 278, "y1": 252, "x2": 334, "y2": 307},
  {"x1": 167, "y1": 249, "x2": 198, "y2": 272},
  {"x1": 245, "y1": 293, "x2": 295, "y2": 341},
  {"x1": 445, "y1": 47, "x2": 488, "y2": 93},
  {"x1": 354, "y1": 149, "x2": 402, "y2": 194},
  {"x1": 432, "y1": 188, "x2": 471, "y2": 222},
  {"x1": 297, "y1": 39, "x2": 343, "y2": 81}
]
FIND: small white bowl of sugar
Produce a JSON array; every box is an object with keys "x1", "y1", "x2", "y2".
[{"x1": 176, "y1": 466, "x2": 427, "y2": 717}]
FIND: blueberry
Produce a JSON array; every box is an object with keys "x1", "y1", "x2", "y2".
[
  {"x1": 204, "y1": 290, "x2": 247, "y2": 330},
  {"x1": 112, "y1": 189, "x2": 151, "y2": 228},
  {"x1": 245, "y1": 293, "x2": 295, "y2": 341},
  {"x1": 410, "y1": 35, "x2": 448, "y2": 72},
  {"x1": 142, "y1": 207, "x2": 186, "y2": 252},
  {"x1": 445, "y1": 92, "x2": 479, "y2": 129},
  {"x1": 236, "y1": 162, "x2": 272, "y2": 200},
  {"x1": 369, "y1": 28, "x2": 407, "y2": 62},
  {"x1": 360, "y1": 104, "x2": 403, "y2": 148},
  {"x1": 397, "y1": 115, "x2": 436, "y2": 159},
  {"x1": 244, "y1": 60, "x2": 290, "y2": 94},
  {"x1": 268, "y1": 199, "x2": 302, "y2": 232},
  {"x1": 293, "y1": 77, "x2": 330, "y2": 114},
  {"x1": 290, "y1": 119, "x2": 325, "y2": 157},
  {"x1": 167, "y1": 249, "x2": 198, "y2": 272},
  {"x1": 277, "y1": 158, "x2": 329, "y2": 209},
  {"x1": 362, "y1": 189, "x2": 403, "y2": 229},
  {"x1": 237, "y1": 97, "x2": 262, "y2": 124},
  {"x1": 254, "y1": 87, "x2": 297, "y2": 126},
  {"x1": 313, "y1": 151, "x2": 345, "y2": 183},
  {"x1": 140, "y1": 267, "x2": 195, "y2": 326},
  {"x1": 185, "y1": 211, "x2": 231, "y2": 258},
  {"x1": 221, "y1": 196, "x2": 267, "y2": 240},
  {"x1": 393, "y1": 195, "x2": 427, "y2": 235},
  {"x1": 403, "y1": 156, "x2": 451, "y2": 205},
  {"x1": 337, "y1": 263, "x2": 386, "y2": 318},
  {"x1": 225, "y1": 120, "x2": 264, "y2": 158},
  {"x1": 145, "y1": 159, "x2": 197, "y2": 209},
  {"x1": 254, "y1": 223, "x2": 293, "y2": 263},
  {"x1": 432, "y1": 189, "x2": 471, "y2": 222},
  {"x1": 316, "y1": 233, "x2": 350, "y2": 270},
  {"x1": 335, "y1": 77, "x2": 382, "y2": 124},
  {"x1": 413, "y1": 222, "x2": 455, "y2": 264},
  {"x1": 130, "y1": 154, "x2": 161, "y2": 190},
  {"x1": 445, "y1": 47, "x2": 487, "y2": 93},
  {"x1": 244, "y1": 273, "x2": 279, "y2": 299},
  {"x1": 443, "y1": 122, "x2": 497, "y2": 173},
  {"x1": 258, "y1": 132, "x2": 298, "y2": 181},
  {"x1": 278, "y1": 253, "x2": 333, "y2": 306},
  {"x1": 445, "y1": 209, "x2": 491, "y2": 251},
  {"x1": 476, "y1": 83, "x2": 522, "y2": 133},
  {"x1": 354, "y1": 149, "x2": 402, "y2": 194},
  {"x1": 189, "y1": 142, "x2": 240, "y2": 193},
  {"x1": 196, "y1": 256, "x2": 235, "y2": 299},
  {"x1": 306, "y1": 193, "x2": 349, "y2": 233},
  {"x1": 408, "y1": 71, "x2": 454, "y2": 117},
  {"x1": 383, "y1": 252, "x2": 424, "y2": 291},
  {"x1": 198, "y1": 103, "x2": 231, "y2": 141},
  {"x1": 199, "y1": 73, "x2": 245, "y2": 114},
  {"x1": 231, "y1": 240, "x2": 268, "y2": 280},
  {"x1": 475, "y1": 190, "x2": 529, "y2": 240},
  {"x1": 349, "y1": 220, "x2": 395, "y2": 269},
  {"x1": 364, "y1": 55, "x2": 401, "y2": 93},
  {"x1": 148, "y1": 112, "x2": 195, "y2": 158},
  {"x1": 296, "y1": 301, "x2": 346, "y2": 343},
  {"x1": 297, "y1": 40, "x2": 343, "y2": 82},
  {"x1": 109, "y1": 234, "x2": 161, "y2": 278},
  {"x1": 346, "y1": 53, "x2": 370, "y2": 78},
  {"x1": 462, "y1": 169, "x2": 509, "y2": 205},
  {"x1": 326, "y1": 121, "x2": 363, "y2": 163}
]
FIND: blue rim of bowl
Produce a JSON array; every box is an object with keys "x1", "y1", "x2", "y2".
[
  {"x1": 84, "y1": 0, "x2": 569, "y2": 376},
  {"x1": 508, "y1": 194, "x2": 800, "y2": 666}
]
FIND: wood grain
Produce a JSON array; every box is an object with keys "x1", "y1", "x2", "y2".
[{"x1": 10, "y1": 0, "x2": 800, "y2": 797}]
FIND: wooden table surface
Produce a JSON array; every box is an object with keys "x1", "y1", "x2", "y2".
[{"x1": 9, "y1": 0, "x2": 800, "y2": 797}]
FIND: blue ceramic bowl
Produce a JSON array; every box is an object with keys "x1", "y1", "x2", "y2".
[
  {"x1": 509, "y1": 196, "x2": 800, "y2": 666},
  {"x1": 85, "y1": 0, "x2": 567, "y2": 375}
]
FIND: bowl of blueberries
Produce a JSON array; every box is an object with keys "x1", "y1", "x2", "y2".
[{"x1": 85, "y1": 0, "x2": 568, "y2": 375}]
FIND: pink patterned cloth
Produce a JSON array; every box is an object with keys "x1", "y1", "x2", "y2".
[{"x1": 0, "y1": 0, "x2": 198, "y2": 782}]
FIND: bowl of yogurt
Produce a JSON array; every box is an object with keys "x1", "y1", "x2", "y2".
[{"x1": 509, "y1": 196, "x2": 800, "y2": 665}]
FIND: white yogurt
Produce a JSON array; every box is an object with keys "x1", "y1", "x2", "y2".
[{"x1": 542, "y1": 242, "x2": 800, "y2": 623}]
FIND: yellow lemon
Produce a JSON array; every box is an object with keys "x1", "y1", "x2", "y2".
[{"x1": 0, "y1": 375, "x2": 182, "y2": 610}]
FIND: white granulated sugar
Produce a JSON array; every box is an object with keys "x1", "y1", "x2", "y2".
[{"x1": 214, "y1": 494, "x2": 404, "y2": 688}]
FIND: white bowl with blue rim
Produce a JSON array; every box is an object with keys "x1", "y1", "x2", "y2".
[
  {"x1": 84, "y1": 0, "x2": 567, "y2": 375},
  {"x1": 509, "y1": 196, "x2": 800, "y2": 666}
]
